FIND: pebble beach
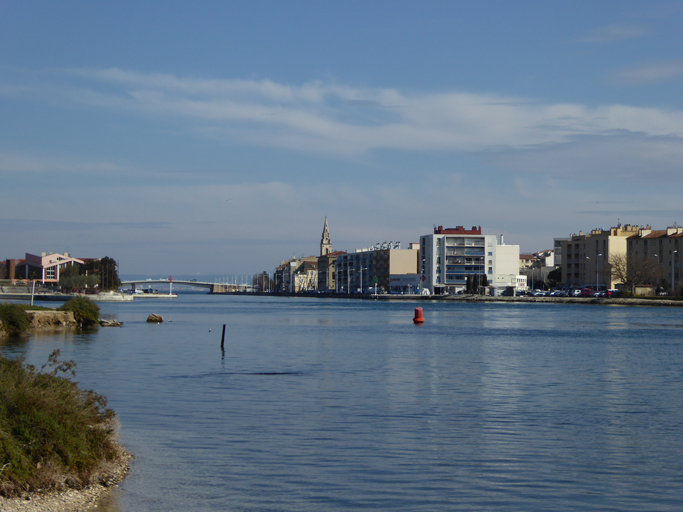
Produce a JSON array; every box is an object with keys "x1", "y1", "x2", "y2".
[{"x1": 0, "y1": 450, "x2": 132, "y2": 512}]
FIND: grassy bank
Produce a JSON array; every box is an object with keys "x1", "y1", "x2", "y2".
[{"x1": 0, "y1": 351, "x2": 122, "y2": 497}]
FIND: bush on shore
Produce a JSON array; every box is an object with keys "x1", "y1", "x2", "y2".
[
  {"x1": 58, "y1": 297, "x2": 100, "y2": 327},
  {"x1": 0, "y1": 304, "x2": 31, "y2": 334},
  {"x1": 0, "y1": 351, "x2": 118, "y2": 497}
]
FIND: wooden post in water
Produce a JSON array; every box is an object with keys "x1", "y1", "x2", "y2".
[{"x1": 221, "y1": 324, "x2": 226, "y2": 350}]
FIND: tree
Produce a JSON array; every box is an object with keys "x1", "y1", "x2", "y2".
[
  {"x1": 610, "y1": 253, "x2": 661, "y2": 295},
  {"x1": 547, "y1": 266, "x2": 562, "y2": 289},
  {"x1": 82, "y1": 257, "x2": 120, "y2": 291},
  {"x1": 59, "y1": 297, "x2": 100, "y2": 327}
]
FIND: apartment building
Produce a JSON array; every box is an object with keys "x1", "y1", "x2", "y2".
[
  {"x1": 419, "y1": 225, "x2": 520, "y2": 295},
  {"x1": 560, "y1": 224, "x2": 642, "y2": 290},
  {"x1": 627, "y1": 226, "x2": 683, "y2": 294},
  {"x1": 334, "y1": 242, "x2": 418, "y2": 293}
]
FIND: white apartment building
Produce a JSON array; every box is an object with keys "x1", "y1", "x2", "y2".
[{"x1": 419, "y1": 226, "x2": 520, "y2": 295}]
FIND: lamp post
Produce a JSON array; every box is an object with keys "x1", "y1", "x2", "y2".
[
  {"x1": 359, "y1": 266, "x2": 368, "y2": 294},
  {"x1": 596, "y1": 253, "x2": 602, "y2": 292},
  {"x1": 673, "y1": 250, "x2": 678, "y2": 295}
]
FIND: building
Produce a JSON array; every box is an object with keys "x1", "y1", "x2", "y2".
[
  {"x1": 560, "y1": 224, "x2": 642, "y2": 290},
  {"x1": 274, "y1": 256, "x2": 319, "y2": 293},
  {"x1": 520, "y1": 250, "x2": 557, "y2": 290},
  {"x1": 1, "y1": 259, "x2": 23, "y2": 280},
  {"x1": 553, "y1": 238, "x2": 569, "y2": 267},
  {"x1": 627, "y1": 226, "x2": 683, "y2": 294},
  {"x1": 18, "y1": 252, "x2": 84, "y2": 284},
  {"x1": 316, "y1": 218, "x2": 346, "y2": 292},
  {"x1": 419, "y1": 225, "x2": 520, "y2": 295},
  {"x1": 318, "y1": 251, "x2": 346, "y2": 292},
  {"x1": 334, "y1": 242, "x2": 419, "y2": 294},
  {"x1": 520, "y1": 254, "x2": 537, "y2": 270}
]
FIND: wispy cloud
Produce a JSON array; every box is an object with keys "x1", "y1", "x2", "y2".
[
  {"x1": 6, "y1": 67, "x2": 678, "y2": 158},
  {"x1": 610, "y1": 60, "x2": 683, "y2": 85},
  {"x1": 0, "y1": 151, "x2": 126, "y2": 174},
  {"x1": 578, "y1": 24, "x2": 648, "y2": 43}
]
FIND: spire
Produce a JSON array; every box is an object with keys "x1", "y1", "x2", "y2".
[{"x1": 320, "y1": 217, "x2": 332, "y2": 256}]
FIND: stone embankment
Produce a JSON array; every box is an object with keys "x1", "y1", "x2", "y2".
[{"x1": 443, "y1": 295, "x2": 683, "y2": 306}]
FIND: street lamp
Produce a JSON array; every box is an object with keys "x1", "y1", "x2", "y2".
[
  {"x1": 596, "y1": 253, "x2": 602, "y2": 292},
  {"x1": 359, "y1": 266, "x2": 368, "y2": 294}
]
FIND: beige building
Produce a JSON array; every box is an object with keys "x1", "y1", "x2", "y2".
[
  {"x1": 560, "y1": 224, "x2": 642, "y2": 290},
  {"x1": 627, "y1": 226, "x2": 683, "y2": 294},
  {"x1": 335, "y1": 242, "x2": 419, "y2": 294},
  {"x1": 275, "y1": 256, "x2": 318, "y2": 293}
]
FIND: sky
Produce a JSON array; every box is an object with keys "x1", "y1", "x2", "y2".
[{"x1": 1, "y1": 1, "x2": 682, "y2": 276}]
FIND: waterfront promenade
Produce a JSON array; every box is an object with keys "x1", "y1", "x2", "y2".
[{"x1": 217, "y1": 290, "x2": 683, "y2": 307}]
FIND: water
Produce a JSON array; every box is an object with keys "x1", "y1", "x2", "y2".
[{"x1": 2, "y1": 295, "x2": 683, "y2": 511}]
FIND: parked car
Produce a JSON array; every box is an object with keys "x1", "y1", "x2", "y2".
[
  {"x1": 581, "y1": 288, "x2": 594, "y2": 297},
  {"x1": 606, "y1": 289, "x2": 618, "y2": 298}
]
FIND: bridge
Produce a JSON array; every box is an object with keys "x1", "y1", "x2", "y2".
[{"x1": 120, "y1": 279, "x2": 255, "y2": 294}]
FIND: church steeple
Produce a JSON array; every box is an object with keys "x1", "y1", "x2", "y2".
[{"x1": 320, "y1": 217, "x2": 332, "y2": 256}]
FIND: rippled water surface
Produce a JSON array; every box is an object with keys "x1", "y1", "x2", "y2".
[{"x1": 3, "y1": 295, "x2": 683, "y2": 511}]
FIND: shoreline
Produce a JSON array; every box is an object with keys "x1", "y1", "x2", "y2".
[
  {"x1": 212, "y1": 291, "x2": 683, "y2": 307},
  {"x1": 0, "y1": 447, "x2": 132, "y2": 512}
]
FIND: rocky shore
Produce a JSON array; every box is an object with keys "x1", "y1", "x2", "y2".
[{"x1": 0, "y1": 448, "x2": 132, "y2": 512}]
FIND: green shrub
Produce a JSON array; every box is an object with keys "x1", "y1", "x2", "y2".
[
  {"x1": 0, "y1": 303, "x2": 31, "y2": 333},
  {"x1": 58, "y1": 297, "x2": 100, "y2": 327},
  {"x1": 0, "y1": 351, "x2": 117, "y2": 497}
]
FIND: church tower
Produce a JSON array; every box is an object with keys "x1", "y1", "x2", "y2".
[{"x1": 320, "y1": 217, "x2": 332, "y2": 256}]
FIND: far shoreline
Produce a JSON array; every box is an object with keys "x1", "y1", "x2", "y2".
[{"x1": 209, "y1": 291, "x2": 683, "y2": 307}]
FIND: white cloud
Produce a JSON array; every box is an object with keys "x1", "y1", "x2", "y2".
[
  {"x1": 578, "y1": 24, "x2": 648, "y2": 43},
  {"x1": 485, "y1": 134, "x2": 683, "y2": 183},
  {"x1": 610, "y1": 61, "x2": 683, "y2": 85},
  {"x1": 12, "y1": 68, "x2": 676, "y2": 159}
]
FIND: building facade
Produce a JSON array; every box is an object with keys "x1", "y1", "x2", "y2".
[
  {"x1": 419, "y1": 226, "x2": 520, "y2": 295},
  {"x1": 560, "y1": 225, "x2": 643, "y2": 290},
  {"x1": 334, "y1": 242, "x2": 418, "y2": 294},
  {"x1": 627, "y1": 226, "x2": 683, "y2": 294},
  {"x1": 275, "y1": 256, "x2": 318, "y2": 293},
  {"x1": 19, "y1": 252, "x2": 84, "y2": 284}
]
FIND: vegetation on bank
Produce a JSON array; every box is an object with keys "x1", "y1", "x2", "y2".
[
  {"x1": 0, "y1": 298, "x2": 99, "y2": 334},
  {"x1": 58, "y1": 297, "x2": 100, "y2": 327},
  {"x1": 0, "y1": 304, "x2": 50, "y2": 334},
  {"x1": 58, "y1": 257, "x2": 120, "y2": 292},
  {"x1": 0, "y1": 351, "x2": 119, "y2": 497}
]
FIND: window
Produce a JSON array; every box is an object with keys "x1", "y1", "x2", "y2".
[{"x1": 488, "y1": 252, "x2": 492, "y2": 256}]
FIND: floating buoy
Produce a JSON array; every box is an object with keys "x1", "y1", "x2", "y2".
[{"x1": 413, "y1": 307, "x2": 424, "y2": 324}]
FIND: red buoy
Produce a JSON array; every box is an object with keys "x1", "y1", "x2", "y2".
[{"x1": 413, "y1": 307, "x2": 424, "y2": 324}]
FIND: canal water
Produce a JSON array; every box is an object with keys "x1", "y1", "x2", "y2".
[{"x1": 2, "y1": 294, "x2": 683, "y2": 511}]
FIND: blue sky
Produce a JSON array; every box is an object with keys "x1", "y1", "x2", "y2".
[{"x1": 2, "y1": 1, "x2": 682, "y2": 276}]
